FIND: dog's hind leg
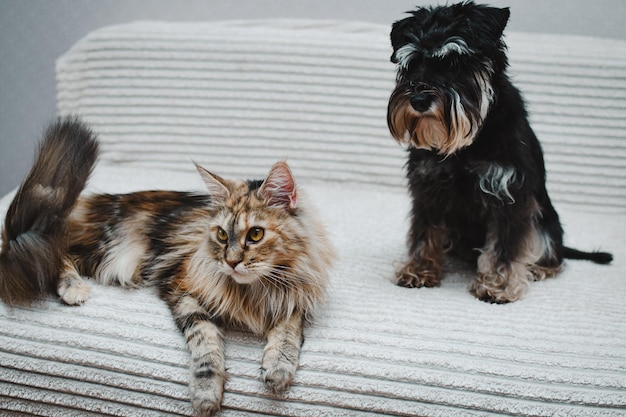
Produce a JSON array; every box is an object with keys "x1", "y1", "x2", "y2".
[{"x1": 528, "y1": 196, "x2": 564, "y2": 281}]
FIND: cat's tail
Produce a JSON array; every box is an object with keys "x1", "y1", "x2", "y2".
[
  {"x1": 563, "y1": 246, "x2": 613, "y2": 265},
  {"x1": 0, "y1": 117, "x2": 99, "y2": 306}
]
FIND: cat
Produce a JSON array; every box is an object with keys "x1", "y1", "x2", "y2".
[{"x1": 0, "y1": 117, "x2": 336, "y2": 416}]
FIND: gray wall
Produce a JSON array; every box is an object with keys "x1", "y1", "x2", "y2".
[{"x1": 1, "y1": 0, "x2": 625, "y2": 196}]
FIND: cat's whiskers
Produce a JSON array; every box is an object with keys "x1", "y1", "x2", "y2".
[{"x1": 260, "y1": 267, "x2": 325, "y2": 292}]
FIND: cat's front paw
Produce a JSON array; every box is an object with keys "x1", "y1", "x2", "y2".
[
  {"x1": 261, "y1": 314, "x2": 303, "y2": 393},
  {"x1": 189, "y1": 366, "x2": 225, "y2": 416},
  {"x1": 261, "y1": 361, "x2": 297, "y2": 393}
]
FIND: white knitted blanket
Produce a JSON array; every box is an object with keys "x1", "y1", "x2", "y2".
[{"x1": 1, "y1": 20, "x2": 625, "y2": 416}]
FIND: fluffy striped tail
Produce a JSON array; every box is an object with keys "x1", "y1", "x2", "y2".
[{"x1": 0, "y1": 117, "x2": 99, "y2": 305}]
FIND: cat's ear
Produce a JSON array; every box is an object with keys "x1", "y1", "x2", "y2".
[
  {"x1": 194, "y1": 162, "x2": 230, "y2": 205},
  {"x1": 259, "y1": 161, "x2": 297, "y2": 212}
]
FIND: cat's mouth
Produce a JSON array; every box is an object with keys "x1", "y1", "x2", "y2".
[{"x1": 227, "y1": 268, "x2": 259, "y2": 285}]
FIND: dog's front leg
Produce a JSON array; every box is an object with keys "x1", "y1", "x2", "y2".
[
  {"x1": 395, "y1": 222, "x2": 449, "y2": 288},
  {"x1": 470, "y1": 210, "x2": 534, "y2": 303}
]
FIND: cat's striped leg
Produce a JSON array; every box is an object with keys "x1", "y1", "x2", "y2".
[
  {"x1": 57, "y1": 256, "x2": 90, "y2": 305},
  {"x1": 261, "y1": 312, "x2": 303, "y2": 392},
  {"x1": 171, "y1": 294, "x2": 226, "y2": 416}
]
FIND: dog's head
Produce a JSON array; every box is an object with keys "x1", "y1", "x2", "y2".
[{"x1": 387, "y1": 1, "x2": 510, "y2": 155}]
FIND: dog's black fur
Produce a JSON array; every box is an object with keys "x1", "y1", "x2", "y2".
[{"x1": 387, "y1": 1, "x2": 612, "y2": 303}]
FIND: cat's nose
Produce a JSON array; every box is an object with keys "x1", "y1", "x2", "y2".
[
  {"x1": 226, "y1": 259, "x2": 241, "y2": 270},
  {"x1": 225, "y1": 247, "x2": 244, "y2": 270}
]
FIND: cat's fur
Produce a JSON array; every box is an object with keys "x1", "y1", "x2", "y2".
[{"x1": 0, "y1": 117, "x2": 335, "y2": 415}]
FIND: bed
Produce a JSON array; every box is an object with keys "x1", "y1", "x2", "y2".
[{"x1": 1, "y1": 20, "x2": 625, "y2": 416}]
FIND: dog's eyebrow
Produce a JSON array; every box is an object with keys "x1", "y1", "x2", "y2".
[
  {"x1": 395, "y1": 44, "x2": 421, "y2": 69},
  {"x1": 430, "y1": 37, "x2": 473, "y2": 58}
]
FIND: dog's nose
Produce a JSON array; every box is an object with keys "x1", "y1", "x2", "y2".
[{"x1": 410, "y1": 93, "x2": 432, "y2": 112}]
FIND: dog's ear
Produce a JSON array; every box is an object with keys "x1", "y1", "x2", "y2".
[
  {"x1": 390, "y1": 17, "x2": 415, "y2": 63},
  {"x1": 488, "y1": 6, "x2": 510, "y2": 39},
  {"x1": 472, "y1": 5, "x2": 510, "y2": 42},
  {"x1": 390, "y1": 8, "x2": 429, "y2": 63}
]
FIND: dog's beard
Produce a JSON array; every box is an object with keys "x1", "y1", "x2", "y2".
[{"x1": 387, "y1": 71, "x2": 494, "y2": 155}]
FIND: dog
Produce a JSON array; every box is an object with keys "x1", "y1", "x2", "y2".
[{"x1": 386, "y1": 1, "x2": 612, "y2": 303}]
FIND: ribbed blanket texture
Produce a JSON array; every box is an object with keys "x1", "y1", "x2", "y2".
[{"x1": 1, "y1": 20, "x2": 625, "y2": 416}]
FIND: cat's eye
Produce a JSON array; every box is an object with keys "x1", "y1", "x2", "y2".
[
  {"x1": 247, "y1": 227, "x2": 264, "y2": 243},
  {"x1": 216, "y1": 227, "x2": 228, "y2": 243}
]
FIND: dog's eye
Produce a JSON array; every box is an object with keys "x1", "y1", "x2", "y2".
[{"x1": 431, "y1": 55, "x2": 457, "y2": 71}]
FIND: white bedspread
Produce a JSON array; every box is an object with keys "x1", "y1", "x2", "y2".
[{"x1": 1, "y1": 20, "x2": 625, "y2": 416}]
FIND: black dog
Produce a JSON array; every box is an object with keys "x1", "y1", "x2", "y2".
[{"x1": 387, "y1": 1, "x2": 612, "y2": 303}]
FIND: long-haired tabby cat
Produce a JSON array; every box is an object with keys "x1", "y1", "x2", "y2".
[{"x1": 0, "y1": 117, "x2": 335, "y2": 415}]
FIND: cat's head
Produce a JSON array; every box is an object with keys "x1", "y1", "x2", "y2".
[{"x1": 195, "y1": 161, "x2": 305, "y2": 285}]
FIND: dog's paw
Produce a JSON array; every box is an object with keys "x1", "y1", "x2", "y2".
[
  {"x1": 470, "y1": 272, "x2": 528, "y2": 304},
  {"x1": 528, "y1": 263, "x2": 562, "y2": 282},
  {"x1": 57, "y1": 276, "x2": 91, "y2": 305},
  {"x1": 394, "y1": 260, "x2": 441, "y2": 288}
]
